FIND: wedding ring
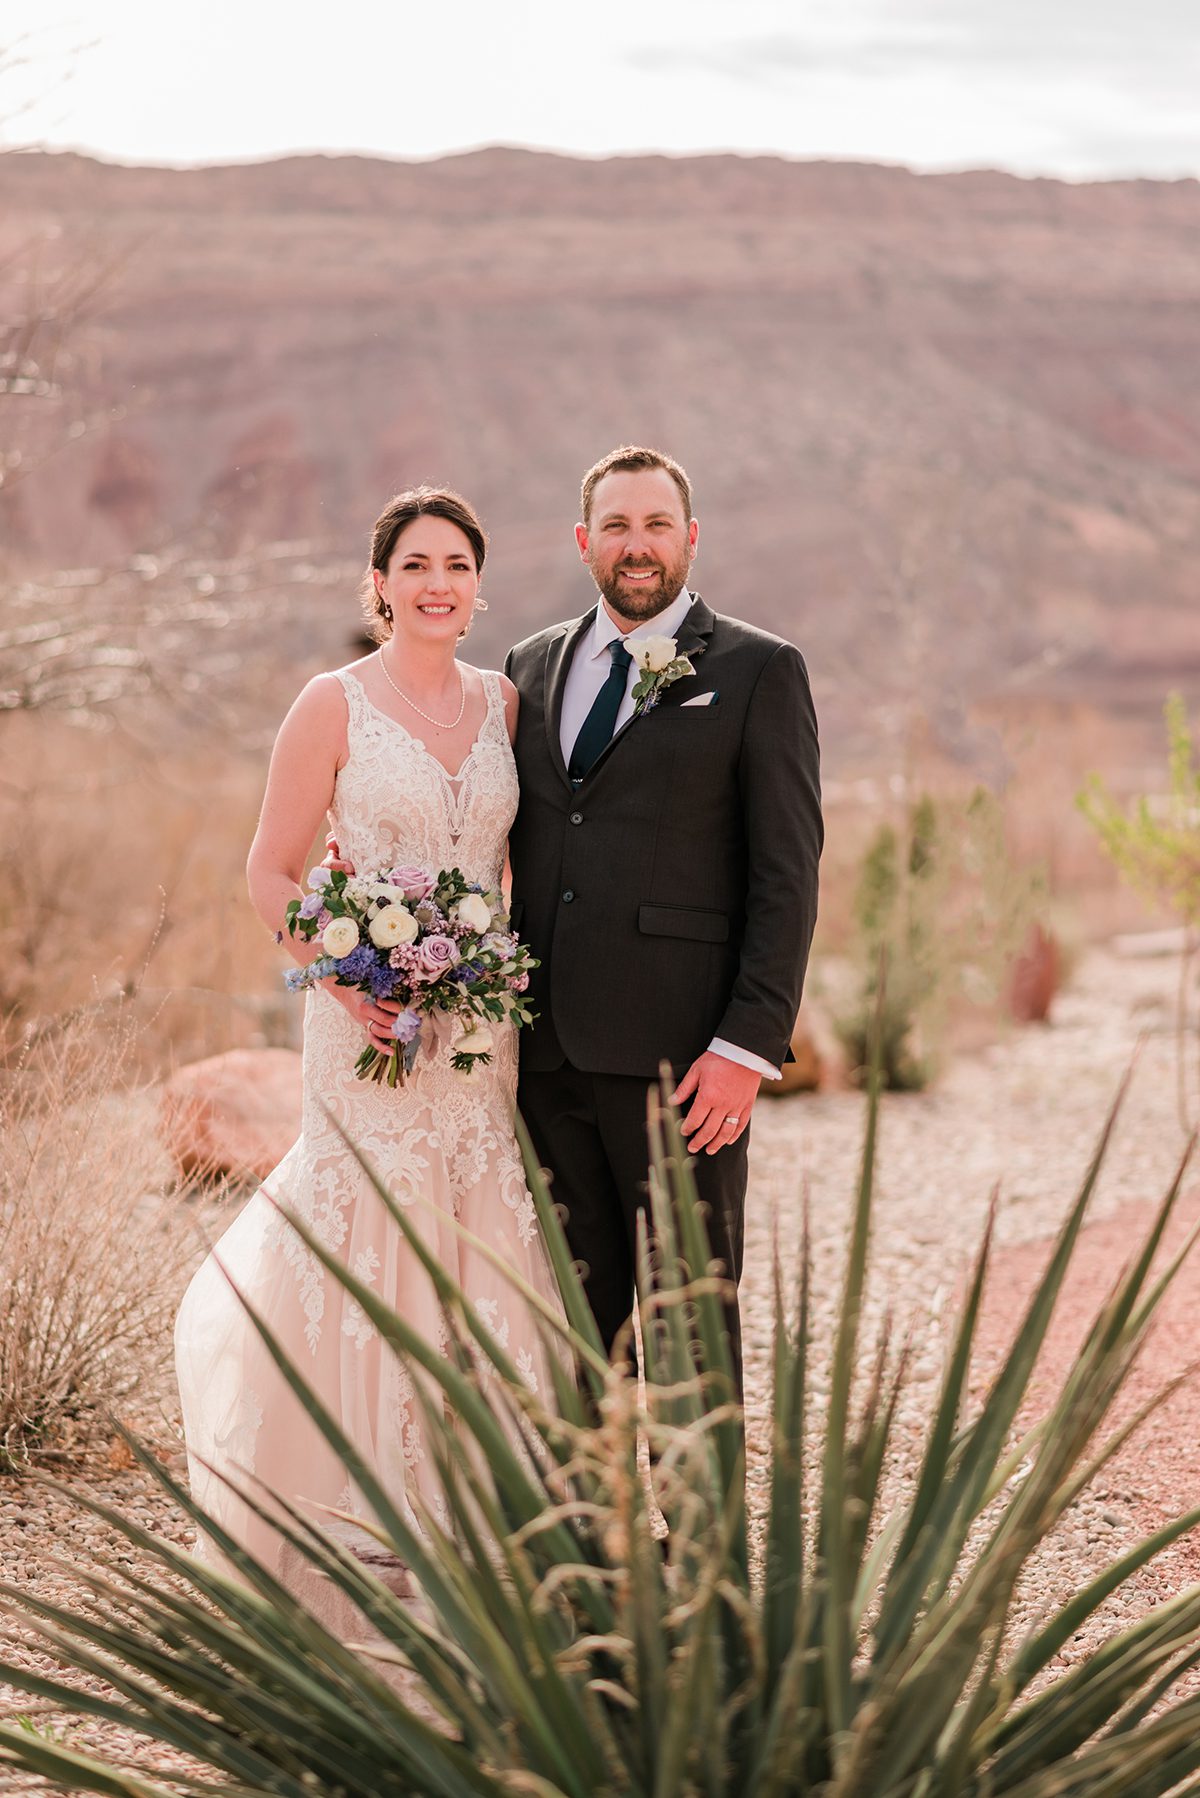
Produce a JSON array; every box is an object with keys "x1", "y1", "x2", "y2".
[{"x1": 724, "y1": 1114, "x2": 740, "y2": 1126}]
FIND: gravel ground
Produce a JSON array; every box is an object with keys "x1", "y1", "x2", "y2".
[
  {"x1": 2, "y1": 941, "x2": 1195, "y2": 1787},
  {"x1": 746, "y1": 940, "x2": 1196, "y2": 1669}
]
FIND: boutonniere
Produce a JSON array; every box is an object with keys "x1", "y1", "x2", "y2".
[{"x1": 630, "y1": 635, "x2": 702, "y2": 716}]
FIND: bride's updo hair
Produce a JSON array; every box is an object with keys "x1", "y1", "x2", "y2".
[{"x1": 362, "y1": 486, "x2": 489, "y2": 641}]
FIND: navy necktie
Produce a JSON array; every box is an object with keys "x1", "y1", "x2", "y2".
[{"x1": 568, "y1": 637, "x2": 633, "y2": 783}]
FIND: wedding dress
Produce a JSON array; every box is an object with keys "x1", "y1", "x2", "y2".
[{"x1": 174, "y1": 667, "x2": 565, "y2": 1601}]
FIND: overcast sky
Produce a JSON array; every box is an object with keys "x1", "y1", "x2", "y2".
[{"x1": 3, "y1": 0, "x2": 1197, "y2": 179}]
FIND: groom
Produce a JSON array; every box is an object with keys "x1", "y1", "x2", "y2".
[{"x1": 505, "y1": 445, "x2": 822, "y2": 1388}]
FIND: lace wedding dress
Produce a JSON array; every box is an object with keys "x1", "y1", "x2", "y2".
[{"x1": 174, "y1": 667, "x2": 565, "y2": 1600}]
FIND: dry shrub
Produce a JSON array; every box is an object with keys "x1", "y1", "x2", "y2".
[
  {"x1": 833, "y1": 789, "x2": 1044, "y2": 1088},
  {"x1": 0, "y1": 1015, "x2": 189, "y2": 1469},
  {"x1": 0, "y1": 710, "x2": 289, "y2": 1070}
]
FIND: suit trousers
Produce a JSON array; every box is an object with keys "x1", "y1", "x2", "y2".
[{"x1": 518, "y1": 1062, "x2": 749, "y2": 1396}]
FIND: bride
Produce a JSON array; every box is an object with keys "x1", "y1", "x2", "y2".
[{"x1": 174, "y1": 486, "x2": 565, "y2": 1595}]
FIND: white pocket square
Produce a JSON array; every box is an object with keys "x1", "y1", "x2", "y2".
[{"x1": 681, "y1": 691, "x2": 718, "y2": 708}]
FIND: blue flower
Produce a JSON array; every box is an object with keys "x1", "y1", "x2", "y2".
[
  {"x1": 392, "y1": 1008, "x2": 422, "y2": 1044},
  {"x1": 335, "y1": 944, "x2": 375, "y2": 984},
  {"x1": 367, "y1": 959, "x2": 399, "y2": 1001}
]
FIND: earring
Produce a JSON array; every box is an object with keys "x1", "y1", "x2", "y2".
[
  {"x1": 474, "y1": 592, "x2": 488, "y2": 613},
  {"x1": 381, "y1": 602, "x2": 392, "y2": 622}
]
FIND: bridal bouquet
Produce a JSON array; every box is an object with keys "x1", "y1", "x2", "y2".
[{"x1": 283, "y1": 864, "x2": 537, "y2": 1086}]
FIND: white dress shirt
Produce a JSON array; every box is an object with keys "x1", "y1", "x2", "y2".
[{"x1": 560, "y1": 588, "x2": 781, "y2": 1083}]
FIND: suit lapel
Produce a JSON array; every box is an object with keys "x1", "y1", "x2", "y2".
[
  {"x1": 542, "y1": 606, "x2": 596, "y2": 792},
  {"x1": 583, "y1": 595, "x2": 717, "y2": 780},
  {"x1": 670, "y1": 594, "x2": 716, "y2": 669}
]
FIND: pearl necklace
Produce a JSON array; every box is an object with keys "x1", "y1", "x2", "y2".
[{"x1": 378, "y1": 655, "x2": 466, "y2": 730}]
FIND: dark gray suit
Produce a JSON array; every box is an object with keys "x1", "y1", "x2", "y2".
[{"x1": 504, "y1": 596, "x2": 821, "y2": 1381}]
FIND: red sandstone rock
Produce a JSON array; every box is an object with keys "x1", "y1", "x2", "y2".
[
  {"x1": 771, "y1": 1004, "x2": 844, "y2": 1095},
  {"x1": 1009, "y1": 922, "x2": 1061, "y2": 1023},
  {"x1": 160, "y1": 1048, "x2": 302, "y2": 1182}
]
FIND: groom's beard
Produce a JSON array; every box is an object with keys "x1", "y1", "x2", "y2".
[{"x1": 589, "y1": 545, "x2": 692, "y2": 622}]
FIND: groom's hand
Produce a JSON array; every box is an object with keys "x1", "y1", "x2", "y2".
[
  {"x1": 672, "y1": 1053, "x2": 761, "y2": 1155},
  {"x1": 322, "y1": 833, "x2": 356, "y2": 876}
]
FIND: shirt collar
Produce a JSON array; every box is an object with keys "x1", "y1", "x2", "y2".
[{"x1": 589, "y1": 587, "x2": 695, "y2": 661}]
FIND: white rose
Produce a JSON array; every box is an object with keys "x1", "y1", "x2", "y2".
[
  {"x1": 368, "y1": 906, "x2": 419, "y2": 948},
  {"x1": 322, "y1": 917, "x2": 360, "y2": 958},
  {"x1": 453, "y1": 893, "x2": 493, "y2": 934},
  {"x1": 635, "y1": 634, "x2": 677, "y2": 674},
  {"x1": 456, "y1": 1023, "x2": 493, "y2": 1055}
]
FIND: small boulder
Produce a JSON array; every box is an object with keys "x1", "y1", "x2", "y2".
[
  {"x1": 769, "y1": 1004, "x2": 842, "y2": 1095},
  {"x1": 1008, "y1": 923, "x2": 1060, "y2": 1024},
  {"x1": 161, "y1": 1048, "x2": 303, "y2": 1182}
]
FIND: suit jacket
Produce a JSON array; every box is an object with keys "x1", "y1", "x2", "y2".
[{"x1": 503, "y1": 596, "x2": 822, "y2": 1078}]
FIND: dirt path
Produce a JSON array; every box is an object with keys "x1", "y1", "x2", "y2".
[{"x1": 973, "y1": 1186, "x2": 1200, "y2": 1594}]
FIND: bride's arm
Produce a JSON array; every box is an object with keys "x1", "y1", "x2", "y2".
[
  {"x1": 246, "y1": 673, "x2": 347, "y2": 948},
  {"x1": 248, "y1": 674, "x2": 400, "y2": 1051}
]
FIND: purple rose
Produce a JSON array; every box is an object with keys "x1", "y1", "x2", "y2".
[
  {"x1": 412, "y1": 934, "x2": 460, "y2": 982},
  {"x1": 389, "y1": 864, "x2": 436, "y2": 901}
]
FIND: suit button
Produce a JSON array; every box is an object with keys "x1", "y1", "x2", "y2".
[
  {"x1": 569, "y1": 811, "x2": 583, "y2": 825},
  {"x1": 562, "y1": 889, "x2": 575, "y2": 903}
]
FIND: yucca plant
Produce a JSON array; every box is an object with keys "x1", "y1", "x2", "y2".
[{"x1": 2, "y1": 1071, "x2": 1200, "y2": 1797}]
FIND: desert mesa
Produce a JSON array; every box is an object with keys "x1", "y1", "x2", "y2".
[{"x1": 0, "y1": 145, "x2": 1197, "y2": 785}]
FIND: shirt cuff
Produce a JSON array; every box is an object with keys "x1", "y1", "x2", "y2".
[{"x1": 708, "y1": 1037, "x2": 782, "y2": 1081}]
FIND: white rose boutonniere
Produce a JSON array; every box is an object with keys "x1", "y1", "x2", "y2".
[{"x1": 630, "y1": 634, "x2": 698, "y2": 716}]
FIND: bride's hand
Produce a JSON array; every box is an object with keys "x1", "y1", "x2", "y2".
[{"x1": 327, "y1": 983, "x2": 402, "y2": 1051}]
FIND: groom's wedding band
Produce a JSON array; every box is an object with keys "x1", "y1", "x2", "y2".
[{"x1": 724, "y1": 1114, "x2": 740, "y2": 1126}]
